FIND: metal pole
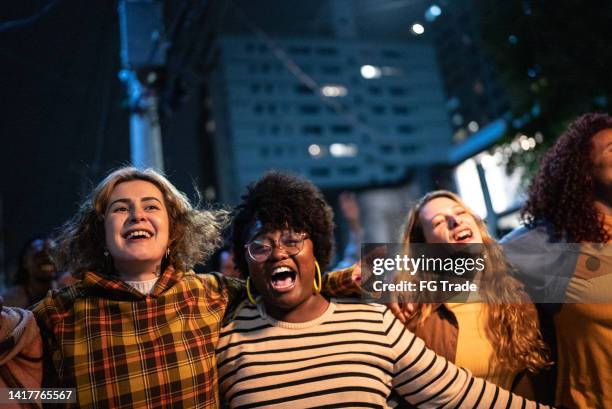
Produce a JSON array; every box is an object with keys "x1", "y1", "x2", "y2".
[
  {"x1": 118, "y1": 0, "x2": 165, "y2": 171},
  {"x1": 475, "y1": 161, "x2": 498, "y2": 238}
]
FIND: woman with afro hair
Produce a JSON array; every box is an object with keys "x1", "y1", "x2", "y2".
[{"x1": 502, "y1": 112, "x2": 612, "y2": 408}]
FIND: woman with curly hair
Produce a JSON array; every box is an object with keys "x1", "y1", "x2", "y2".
[
  {"x1": 217, "y1": 172, "x2": 548, "y2": 408},
  {"x1": 399, "y1": 191, "x2": 550, "y2": 402},
  {"x1": 32, "y1": 166, "x2": 238, "y2": 407},
  {"x1": 502, "y1": 112, "x2": 612, "y2": 408},
  {"x1": 522, "y1": 112, "x2": 612, "y2": 243}
]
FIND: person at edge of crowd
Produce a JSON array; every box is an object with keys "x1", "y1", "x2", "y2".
[
  {"x1": 29, "y1": 166, "x2": 363, "y2": 408},
  {"x1": 333, "y1": 191, "x2": 364, "y2": 269},
  {"x1": 501, "y1": 112, "x2": 612, "y2": 409},
  {"x1": 2, "y1": 238, "x2": 58, "y2": 308},
  {"x1": 0, "y1": 296, "x2": 43, "y2": 396},
  {"x1": 397, "y1": 190, "x2": 552, "y2": 405},
  {"x1": 218, "y1": 247, "x2": 241, "y2": 278},
  {"x1": 217, "y1": 171, "x2": 549, "y2": 408}
]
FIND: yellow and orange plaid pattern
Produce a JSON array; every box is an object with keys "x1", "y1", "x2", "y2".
[{"x1": 32, "y1": 265, "x2": 358, "y2": 408}]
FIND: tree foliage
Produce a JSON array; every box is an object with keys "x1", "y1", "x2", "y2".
[{"x1": 476, "y1": 0, "x2": 612, "y2": 176}]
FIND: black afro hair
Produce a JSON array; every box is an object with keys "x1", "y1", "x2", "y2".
[{"x1": 231, "y1": 171, "x2": 335, "y2": 277}]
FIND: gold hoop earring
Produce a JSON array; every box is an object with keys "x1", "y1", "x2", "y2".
[
  {"x1": 246, "y1": 277, "x2": 258, "y2": 305},
  {"x1": 166, "y1": 247, "x2": 170, "y2": 258},
  {"x1": 313, "y1": 260, "x2": 322, "y2": 294}
]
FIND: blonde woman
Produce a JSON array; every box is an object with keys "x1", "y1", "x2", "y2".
[{"x1": 400, "y1": 190, "x2": 551, "y2": 402}]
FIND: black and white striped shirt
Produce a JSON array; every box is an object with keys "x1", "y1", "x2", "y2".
[{"x1": 217, "y1": 299, "x2": 546, "y2": 408}]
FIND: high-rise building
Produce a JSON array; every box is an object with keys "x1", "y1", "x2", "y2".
[{"x1": 207, "y1": 35, "x2": 452, "y2": 203}]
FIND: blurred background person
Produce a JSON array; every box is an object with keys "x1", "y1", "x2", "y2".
[
  {"x1": 333, "y1": 191, "x2": 364, "y2": 269},
  {"x1": 219, "y1": 247, "x2": 240, "y2": 279},
  {"x1": 502, "y1": 112, "x2": 612, "y2": 409},
  {"x1": 2, "y1": 237, "x2": 57, "y2": 308},
  {"x1": 400, "y1": 190, "x2": 551, "y2": 402}
]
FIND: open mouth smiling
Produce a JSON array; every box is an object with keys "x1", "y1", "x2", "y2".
[
  {"x1": 123, "y1": 229, "x2": 154, "y2": 241},
  {"x1": 269, "y1": 266, "x2": 297, "y2": 292},
  {"x1": 453, "y1": 228, "x2": 473, "y2": 242}
]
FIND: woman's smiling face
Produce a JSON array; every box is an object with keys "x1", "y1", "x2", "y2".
[
  {"x1": 104, "y1": 180, "x2": 170, "y2": 276},
  {"x1": 418, "y1": 197, "x2": 483, "y2": 244}
]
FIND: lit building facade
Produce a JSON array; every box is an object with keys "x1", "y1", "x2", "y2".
[{"x1": 207, "y1": 35, "x2": 452, "y2": 203}]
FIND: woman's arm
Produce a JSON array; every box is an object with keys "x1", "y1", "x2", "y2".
[
  {"x1": 321, "y1": 265, "x2": 363, "y2": 297},
  {"x1": 0, "y1": 306, "x2": 43, "y2": 388},
  {"x1": 384, "y1": 309, "x2": 548, "y2": 408}
]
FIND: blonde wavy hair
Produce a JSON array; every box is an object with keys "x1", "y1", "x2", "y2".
[
  {"x1": 55, "y1": 166, "x2": 228, "y2": 279},
  {"x1": 401, "y1": 190, "x2": 549, "y2": 373}
]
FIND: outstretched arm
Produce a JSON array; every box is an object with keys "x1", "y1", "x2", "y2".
[
  {"x1": 0, "y1": 304, "x2": 43, "y2": 388},
  {"x1": 384, "y1": 309, "x2": 547, "y2": 408}
]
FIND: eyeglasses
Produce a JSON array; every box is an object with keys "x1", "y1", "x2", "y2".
[{"x1": 245, "y1": 232, "x2": 308, "y2": 262}]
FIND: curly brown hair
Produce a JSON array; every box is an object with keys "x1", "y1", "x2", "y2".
[
  {"x1": 55, "y1": 167, "x2": 228, "y2": 279},
  {"x1": 231, "y1": 171, "x2": 335, "y2": 278},
  {"x1": 402, "y1": 190, "x2": 550, "y2": 373},
  {"x1": 522, "y1": 112, "x2": 612, "y2": 242}
]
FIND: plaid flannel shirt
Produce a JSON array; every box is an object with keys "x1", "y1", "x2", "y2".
[{"x1": 32, "y1": 265, "x2": 357, "y2": 408}]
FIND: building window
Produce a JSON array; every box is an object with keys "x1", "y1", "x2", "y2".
[
  {"x1": 382, "y1": 49, "x2": 401, "y2": 59},
  {"x1": 339, "y1": 166, "x2": 359, "y2": 175},
  {"x1": 384, "y1": 164, "x2": 398, "y2": 174},
  {"x1": 303, "y1": 125, "x2": 323, "y2": 135},
  {"x1": 400, "y1": 145, "x2": 417, "y2": 154},
  {"x1": 321, "y1": 65, "x2": 341, "y2": 75},
  {"x1": 289, "y1": 46, "x2": 311, "y2": 55},
  {"x1": 330, "y1": 125, "x2": 352, "y2": 134},
  {"x1": 389, "y1": 87, "x2": 407, "y2": 96},
  {"x1": 295, "y1": 84, "x2": 314, "y2": 95},
  {"x1": 316, "y1": 47, "x2": 338, "y2": 56},
  {"x1": 300, "y1": 105, "x2": 321, "y2": 114},
  {"x1": 310, "y1": 168, "x2": 330, "y2": 177},
  {"x1": 392, "y1": 106, "x2": 413, "y2": 115},
  {"x1": 398, "y1": 124, "x2": 414, "y2": 134},
  {"x1": 372, "y1": 105, "x2": 386, "y2": 114},
  {"x1": 381, "y1": 145, "x2": 393, "y2": 153},
  {"x1": 368, "y1": 86, "x2": 382, "y2": 95}
]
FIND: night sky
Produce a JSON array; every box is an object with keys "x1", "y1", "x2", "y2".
[{"x1": 1, "y1": 0, "x2": 210, "y2": 276}]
